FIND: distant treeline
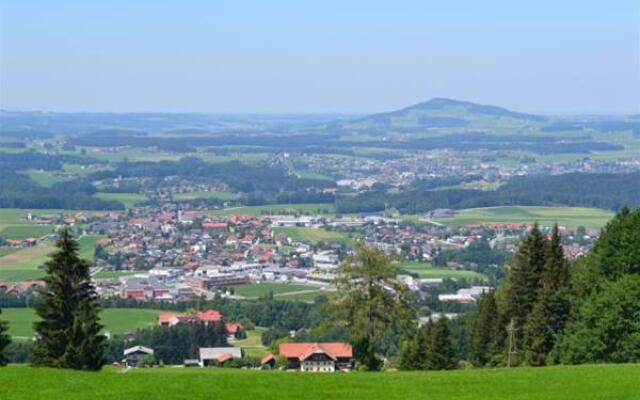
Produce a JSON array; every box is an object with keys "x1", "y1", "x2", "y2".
[
  {"x1": 89, "y1": 157, "x2": 334, "y2": 195},
  {"x1": 336, "y1": 173, "x2": 640, "y2": 213},
  {"x1": 0, "y1": 173, "x2": 124, "y2": 210},
  {"x1": 0, "y1": 151, "x2": 99, "y2": 173},
  {"x1": 542, "y1": 120, "x2": 640, "y2": 135},
  {"x1": 69, "y1": 132, "x2": 623, "y2": 155}
]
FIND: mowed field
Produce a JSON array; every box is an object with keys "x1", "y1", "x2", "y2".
[
  {"x1": 0, "y1": 208, "x2": 55, "y2": 240},
  {"x1": 2, "y1": 308, "x2": 162, "y2": 339},
  {"x1": 434, "y1": 206, "x2": 614, "y2": 229},
  {"x1": 399, "y1": 261, "x2": 488, "y2": 281},
  {"x1": 230, "y1": 282, "x2": 330, "y2": 301},
  {"x1": 208, "y1": 203, "x2": 335, "y2": 216},
  {"x1": 273, "y1": 227, "x2": 358, "y2": 247},
  {"x1": 1, "y1": 364, "x2": 638, "y2": 400},
  {"x1": 95, "y1": 192, "x2": 148, "y2": 209}
]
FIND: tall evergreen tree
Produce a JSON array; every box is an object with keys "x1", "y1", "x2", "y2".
[
  {"x1": 399, "y1": 322, "x2": 432, "y2": 370},
  {"x1": 0, "y1": 309, "x2": 11, "y2": 366},
  {"x1": 524, "y1": 225, "x2": 570, "y2": 366},
  {"x1": 500, "y1": 223, "x2": 547, "y2": 363},
  {"x1": 31, "y1": 229, "x2": 105, "y2": 370},
  {"x1": 424, "y1": 317, "x2": 458, "y2": 370},
  {"x1": 469, "y1": 289, "x2": 500, "y2": 367}
]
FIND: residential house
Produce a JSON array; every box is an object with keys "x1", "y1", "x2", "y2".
[
  {"x1": 279, "y1": 342, "x2": 353, "y2": 372},
  {"x1": 123, "y1": 345, "x2": 154, "y2": 367}
]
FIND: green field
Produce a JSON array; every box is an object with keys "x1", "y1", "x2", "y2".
[
  {"x1": 433, "y1": 206, "x2": 614, "y2": 229},
  {"x1": 273, "y1": 227, "x2": 357, "y2": 247},
  {"x1": 0, "y1": 364, "x2": 638, "y2": 400},
  {"x1": 230, "y1": 282, "x2": 320, "y2": 299},
  {"x1": 399, "y1": 261, "x2": 488, "y2": 281},
  {"x1": 209, "y1": 203, "x2": 335, "y2": 216},
  {"x1": 0, "y1": 247, "x2": 19, "y2": 257},
  {"x1": 174, "y1": 190, "x2": 241, "y2": 201},
  {"x1": 23, "y1": 170, "x2": 72, "y2": 187},
  {"x1": 95, "y1": 192, "x2": 147, "y2": 209},
  {"x1": 0, "y1": 235, "x2": 104, "y2": 281},
  {"x1": 2, "y1": 308, "x2": 162, "y2": 338},
  {"x1": 233, "y1": 326, "x2": 268, "y2": 358},
  {"x1": 0, "y1": 225, "x2": 53, "y2": 240}
]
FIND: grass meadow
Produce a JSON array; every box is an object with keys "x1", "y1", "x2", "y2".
[
  {"x1": 2, "y1": 308, "x2": 162, "y2": 339},
  {"x1": 399, "y1": 261, "x2": 488, "y2": 281},
  {"x1": 273, "y1": 227, "x2": 358, "y2": 247},
  {"x1": 433, "y1": 206, "x2": 614, "y2": 229},
  {"x1": 0, "y1": 364, "x2": 637, "y2": 400}
]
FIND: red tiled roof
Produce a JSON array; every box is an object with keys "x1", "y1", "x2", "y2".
[
  {"x1": 261, "y1": 353, "x2": 275, "y2": 364},
  {"x1": 225, "y1": 322, "x2": 244, "y2": 333},
  {"x1": 197, "y1": 309, "x2": 223, "y2": 322},
  {"x1": 216, "y1": 353, "x2": 233, "y2": 363},
  {"x1": 279, "y1": 342, "x2": 352, "y2": 361}
]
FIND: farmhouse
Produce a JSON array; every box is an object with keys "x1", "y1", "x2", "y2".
[
  {"x1": 199, "y1": 347, "x2": 243, "y2": 367},
  {"x1": 123, "y1": 345, "x2": 154, "y2": 367},
  {"x1": 279, "y1": 342, "x2": 353, "y2": 372}
]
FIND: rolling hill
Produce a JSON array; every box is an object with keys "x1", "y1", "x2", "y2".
[{"x1": 339, "y1": 98, "x2": 547, "y2": 136}]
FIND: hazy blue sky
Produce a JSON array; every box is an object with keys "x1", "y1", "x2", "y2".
[{"x1": 1, "y1": 0, "x2": 638, "y2": 114}]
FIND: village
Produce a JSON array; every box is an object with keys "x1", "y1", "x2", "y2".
[{"x1": 1, "y1": 206, "x2": 597, "y2": 307}]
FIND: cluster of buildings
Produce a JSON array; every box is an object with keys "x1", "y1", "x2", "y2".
[{"x1": 123, "y1": 341, "x2": 354, "y2": 372}]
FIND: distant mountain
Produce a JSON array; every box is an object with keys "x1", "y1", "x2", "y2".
[{"x1": 337, "y1": 98, "x2": 547, "y2": 135}]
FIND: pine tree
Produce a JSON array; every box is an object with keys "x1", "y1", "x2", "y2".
[
  {"x1": 31, "y1": 229, "x2": 106, "y2": 370},
  {"x1": 0, "y1": 309, "x2": 11, "y2": 366},
  {"x1": 524, "y1": 225, "x2": 570, "y2": 366},
  {"x1": 469, "y1": 289, "x2": 500, "y2": 367},
  {"x1": 500, "y1": 223, "x2": 547, "y2": 363},
  {"x1": 424, "y1": 317, "x2": 458, "y2": 370}
]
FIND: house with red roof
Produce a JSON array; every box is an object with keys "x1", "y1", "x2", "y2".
[{"x1": 279, "y1": 342, "x2": 353, "y2": 372}]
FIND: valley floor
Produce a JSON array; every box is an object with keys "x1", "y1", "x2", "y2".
[{"x1": 1, "y1": 364, "x2": 638, "y2": 400}]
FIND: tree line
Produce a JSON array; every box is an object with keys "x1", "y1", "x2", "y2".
[
  {"x1": 336, "y1": 172, "x2": 640, "y2": 213},
  {"x1": 468, "y1": 207, "x2": 640, "y2": 367}
]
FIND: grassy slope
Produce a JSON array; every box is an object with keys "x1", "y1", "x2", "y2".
[
  {"x1": 2, "y1": 308, "x2": 162, "y2": 338},
  {"x1": 95, "y1": 192, "x2": 147, "y2": 209},
  {"x1": 0, "y1": 235, "x2": 104, "y2": 281},
  {"x1": 233, "y1": 327, "x2": 268, "y2": 358},
  {"x1": 399, "y1": 261, "x2": 488, "y2": 281},
  {"x1": 230, "y1": 282, "x2": 319, "y2": 299},
  {"x1": 434, "y1": 206, "x2": 614, "y2": 229},
  {"x1": 1, "y1": 364, "x2": 638, "y2": 400},
  {"x1": 273, "y1": 227, "x2": 357, "y2": 247}
]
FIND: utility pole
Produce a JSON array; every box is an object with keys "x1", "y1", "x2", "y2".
[{"x1": 507, "y1": 318, "x2": 518, "y2": 367}]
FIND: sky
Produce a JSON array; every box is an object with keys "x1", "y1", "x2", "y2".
[{"x1": 0, "y1": 0, "x2": 639, "y2": 114}]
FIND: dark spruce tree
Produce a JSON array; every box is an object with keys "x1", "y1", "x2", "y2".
[
  {"x1": 31, "y1": 229, "x2": 106, "y2": 370},
  {"x1": 0, "y1": 309, "x2": 11, "y2": 366},
  {"x1": 399, "y1": 322, "x2": 432, "y2": 370},
  {"x1": 469, "y1": 289, "x2": 501, "y2": 367},
  {"x1": 523, "y1": 224, "x2": 570, "y2": 366},
  {"x1": 424, "y1": 317, "x2": 459, "y2": 370},
  {"x1": 499, "y1": 223, "x2": 547, "y2": 364}
]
